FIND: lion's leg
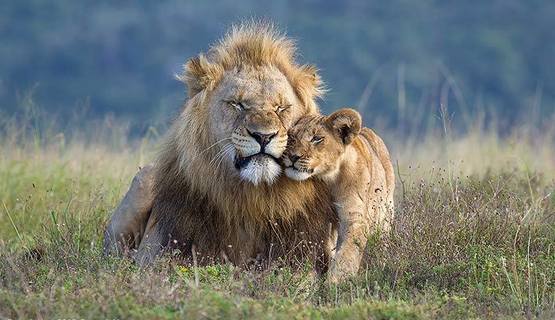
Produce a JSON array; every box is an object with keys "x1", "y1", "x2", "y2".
[
  {"x1": 103, "y1": 164, "x2": 155, "y2": 256},
  {"x1": 327, "y1": 204, "x2": 368, "y2": 283},
  {"x1": 132, "y1": 216, "x2": 165, "y2": 267}
]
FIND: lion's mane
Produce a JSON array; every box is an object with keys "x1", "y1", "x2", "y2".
[{"x1": 149, "y1": 23, "x2": 337, "y2": 270}]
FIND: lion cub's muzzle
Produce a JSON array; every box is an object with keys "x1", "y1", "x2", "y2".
[
  {"x1": 282, "y1": 153, "x2": 314, "y2": 174},
  {"x1": 282, "y1": 152, "x2": 315, "y2": 181}
]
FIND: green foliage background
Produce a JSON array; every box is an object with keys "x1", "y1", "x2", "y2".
[{"x1": 1, "y1": 1, "x2": 554, "y2": 129}]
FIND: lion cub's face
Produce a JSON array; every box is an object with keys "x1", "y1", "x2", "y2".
[{"x1": 283, "y1": 109, "x2": 362, "y2": 181}]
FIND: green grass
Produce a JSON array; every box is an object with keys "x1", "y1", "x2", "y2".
[{"x1": 1, "y1": 120, "x2": 554, "y2": 319}]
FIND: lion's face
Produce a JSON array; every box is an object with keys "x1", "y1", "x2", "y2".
[
  {"x1": 283, "y1": 109, "x2": 362, "y2": 181},
  {"x1": 175, "y1": 26, "x2": 323, "y2": 186},
  {"x1": 206, "y1": 66, "x2": 307, "y2": 185}
]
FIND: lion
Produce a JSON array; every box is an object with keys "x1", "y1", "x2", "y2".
[
  {"x1": 282, "y1": 108, "x2": 395, "y2": 282},
  {"x1": 104, "y1": 23, "x2": 339, "y2": 272}
]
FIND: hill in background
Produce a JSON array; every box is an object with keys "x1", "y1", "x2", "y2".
[{"x1": 1, "y1": 1, "x2": 554, "y2": 132}]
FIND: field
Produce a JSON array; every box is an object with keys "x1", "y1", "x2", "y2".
[{"x1": 1, "y1": 112, "x2": 554, "y2": 319}]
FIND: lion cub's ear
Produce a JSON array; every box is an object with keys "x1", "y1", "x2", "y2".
[
  {"x1": 325, "y1": 108, "x2": 362, "y2": 145},
  {"x1": 176, "y1": 54, "x2": 223, "y2": 98}
]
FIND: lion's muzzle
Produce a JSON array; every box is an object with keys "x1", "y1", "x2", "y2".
[
  {"x1": 247, "y1": 130, "x2": 277, "y2": 152},
  {"x1": 231, "y1": 111, "x2": 287, "y2": 185}
]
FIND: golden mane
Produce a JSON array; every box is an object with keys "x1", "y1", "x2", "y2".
[{"x1": 176, "y1": 22, "x2": 324, "y2": 111}]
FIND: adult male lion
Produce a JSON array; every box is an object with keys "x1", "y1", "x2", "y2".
[{"x1": 104, "y1": 23, "x2": 339, "y2": 271}]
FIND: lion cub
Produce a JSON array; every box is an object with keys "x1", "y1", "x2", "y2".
[{"x1": 282, "y1": 108, "x2": 395, "y2": 283}]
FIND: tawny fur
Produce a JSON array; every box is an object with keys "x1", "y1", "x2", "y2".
[
  {"x1": 133, "y1": 22, "x2": 338, "y2": 272},
  {"x1": 283, "y1": 108, "x2": 395, "y2": 282}
]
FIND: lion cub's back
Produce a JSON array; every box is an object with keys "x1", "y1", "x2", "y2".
[{"x1": 359, "y1": 127, "x2": 395, "y2": 196}]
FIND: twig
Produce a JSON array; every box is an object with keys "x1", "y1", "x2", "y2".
[
  {"x1": 395, "y1": 159, "x2": 406, "y2": 205},
  {"x1": 192, "y1": 244, "x2": 200, "y2": 288},
  {"x1": 2, "y1": 200, "x2": 23, "y2": 243}
]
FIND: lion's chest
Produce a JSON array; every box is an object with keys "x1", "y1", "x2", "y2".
[{"x1": 154, "y1": 163, "x2": 336, "y2": 270}]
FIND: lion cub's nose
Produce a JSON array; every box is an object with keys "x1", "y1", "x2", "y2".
[
  {"x1": 248, "y1": 130, "x2": 277, "y2": 150},
  {"x1": 289, "y1": 154, "x2": 301, "y2": 164}
]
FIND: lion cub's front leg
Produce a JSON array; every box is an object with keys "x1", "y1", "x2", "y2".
[{"x1": 327, "y1": 199, "x2": 368, "y2": 283}]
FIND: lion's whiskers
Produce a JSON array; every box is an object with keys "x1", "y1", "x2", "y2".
[
  {"x1": 208, "y1": 143, "x2": 234, "y2": 172},
  {"x1": 214, "y1": 144, "x2": 235, "y2": 173},
  {"x1": 191, "y1": 137, "x2": 233, "y2": 163},
  {"x1": 208, "y1": 146, "x2": 229, "y2": 167}
]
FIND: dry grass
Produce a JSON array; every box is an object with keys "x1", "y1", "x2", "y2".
[{"x1": 0, "y1": 108, "x2": 554, "y2": 319}]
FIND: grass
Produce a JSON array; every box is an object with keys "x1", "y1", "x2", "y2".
[{"x1": 1, "y1": 110, "x2": 554, "y2": 319}]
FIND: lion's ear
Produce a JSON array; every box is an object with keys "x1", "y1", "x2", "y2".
[
  {"x1": 294, "y1": 64, "x2": 325, "y2": 109},
  {"x1": 177, "y1": 54, "x2": 222, "y2": 98},
  {"x1": 325, "y1": 108, "x2": 362, "y2": 145}
]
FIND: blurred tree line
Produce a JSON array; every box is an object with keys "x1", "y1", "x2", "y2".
[{"x1": 1, "y1": 0, "x2": 553, "y2": 133}]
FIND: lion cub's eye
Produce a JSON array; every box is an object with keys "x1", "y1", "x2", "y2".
[
  {"x1": 226, "y1": 100, "x2": 245, "y2": 111},
  {"x1": 311, "y1": 136, "x2": 324, "y2": 145}
]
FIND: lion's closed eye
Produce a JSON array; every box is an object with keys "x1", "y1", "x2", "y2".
[
  {"x1": 224, "y1": 100, "x2": 246, "y2": 111},
  {"x1": 276, "y1": 104, "x2": 292, "y2": 114}
]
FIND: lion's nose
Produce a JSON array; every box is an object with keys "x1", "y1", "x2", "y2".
[
  {"x1": 289, "y1": 154, "x2": 301, "y2": 164},
  {"x1": 248, "y1": 130, "x2": 277, "y2": 150}
]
